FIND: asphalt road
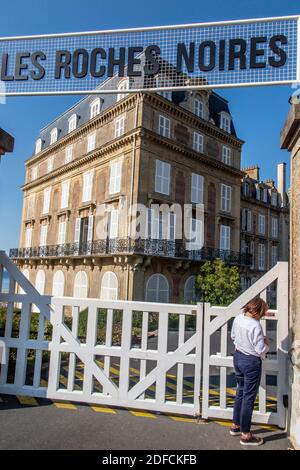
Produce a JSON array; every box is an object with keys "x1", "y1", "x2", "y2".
[{"x1": 0, "y1": 395, "x2": 289, "y2": 451}]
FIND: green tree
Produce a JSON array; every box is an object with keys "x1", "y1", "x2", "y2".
[{"x1": 195, "y1": 258, "x2": 241, "y2": 306}]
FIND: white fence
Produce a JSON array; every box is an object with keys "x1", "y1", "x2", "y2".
[
  {"x1": 202, "y1": 262, "x2": 289, "y2": 427},
  {"x1": 0, "y1": 251, "x2": 289, "y2": 425}
]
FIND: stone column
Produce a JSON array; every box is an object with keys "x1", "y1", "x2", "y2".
[{"x1": 281, "y1": 102, "x2": 300, "y2": 449}]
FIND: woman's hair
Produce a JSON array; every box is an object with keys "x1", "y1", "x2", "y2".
[{"x1": 243, "y1": 297, "x2": 268, "y2": 319}]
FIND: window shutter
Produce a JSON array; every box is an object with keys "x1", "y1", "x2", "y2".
[
  {"x1": 87, "y1": 215, "x2": 94, "y2": 242},
  {"x1": 109, "y1": 210, "x2": 119, "y2": 238},
  {"x1": 74, "y1": 218, "x2": 81, "y2": 243}
]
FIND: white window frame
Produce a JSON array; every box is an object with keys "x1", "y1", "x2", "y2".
[
  {"x1": 42, "y1": 188, "x2": 51, "y2": 215},
  {"x1": 222, "y1": 146, "x2": 231, "y2": 165},
  {"x1": 73, "y1": 271, "x2": 88, "y2": 298},
  {"x1": 52, "y1": 270, "x2": 65, "y2": 297},
  {"x1": 27, "y1": 194, "x2": 36, "y2": 219},
  {"x1": 117, "y1": 78, "x2": 129, "y2": 102},
  {"x1": 258, "y1": 214, "x2": 266, "y2": 235},
  {"x1": 184, "y1": 276, "x2": 196, "y2": 303},
  {"x1": 271, "y1": 192, "x2": 277, "y2": 206},
  {"x1": 258, "y1": 243, "x2": 265, "y2": 271},
  {"x1": 194, "y1": 98, "x2": 204, "y2": 118},
  {"x1": 263, "y1": 188, "x2": 268, "y2": 203},
  {"x1": 145, "y1": 274, "x2": 169, "y2": 303},
  {"x1": 50, "y1": 128, "x2": 58, "y2": 145},
  {"x1": 115, "y1": 115, "x2": 125, "y2": 138},
  {"x1": 31, "y1": 166, "x2": 38, "y2": 181},
  {"x1": 35, "y1": 138, "x2": 42, "y2": 154},
  {"x1": 100, "y1": 271, "x2": 118, "y2": 300},
  {"x1": 47, "y1": 156, "x2": 54, "y2": 173},
  {"x1": 90, "y1": 98, "x2": 101, "y2": 118},
  {"x1": 191, "y1": 173, "x2": 204, "y2": 204},
  {"x1": 193, "y1": 132, "x2": 204, "y2": 153},
  {"x1": 25, "y1": 226, "x2": 32, "y2": 248},
  {"x1": 220, "y1": 184, "x2": 232, "y2": 212},
  {"x1": 58, "y1": 219, "x2": 67, "y2": 245},
  {"x1": 271, "y1": 217, "x2": 278, "y2": 238},
  {"x1": 65, "y1": 145, "x2": 73, "y2": 164},
  {"x1": 220, "y1": 112, "x2": 231, "y2": 133},
  {"x1": 220, "y1": 225, "x2": 230, "y2": 251},
  {"x1": 109, "y1": 209, "x2": 119, "y2": 239},
  {"x1": 82, "y1": 170, "x2": 94, "y2": 203},
  {"x1": 68, "y1": 114, "x2": 77, "y2": 133},
  {"x1": 109, "y1": 159, "x2": 122, "y2": 195},
  {"x1": 61, "y1": 180, "x2": 70, "y2": 209},
  {"x1": 87, "y1": 132, "x2": 96, "y2": 152},
  {"x1": 40, "y1": 224, "x2": 48, "y2": 247},
  {"x1": 155, "y1": 160, "x2": 170, "y2": 195},
  {"x1": 158, "y1": 115, "x2": 171, "y2": 138}
]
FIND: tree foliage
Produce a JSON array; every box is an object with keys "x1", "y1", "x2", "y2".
[{"x1": 195, "y1": 259, "x2": 241, "y2": 306}]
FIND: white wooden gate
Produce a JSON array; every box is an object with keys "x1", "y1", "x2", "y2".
[
  {"x1": 201, "y1": 262, "x2": 289, "y2": 427},
  {"x1": 0, "y1": 251, "x2": 289, "y2": 425},
  {"x1": 47, "y1": 297, "x2": 203, "y2": 415}
]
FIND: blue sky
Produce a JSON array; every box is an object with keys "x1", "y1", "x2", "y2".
[{"x1": 0, "y1": 0, "x2": 298, "y2": 253}]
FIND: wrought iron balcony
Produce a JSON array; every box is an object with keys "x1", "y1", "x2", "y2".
[{"x1": 9, "y1": 238, "x2": 252, "y2": 266}]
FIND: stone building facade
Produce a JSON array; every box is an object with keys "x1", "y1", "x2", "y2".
[
  {"x1": 280, "y1": 101, "x2": 300, "y2": 449},
  {"x1": 10, "y1": 78, "x2": 289, "y2": 304}
]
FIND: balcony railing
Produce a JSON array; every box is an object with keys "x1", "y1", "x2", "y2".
[{"x1": 9, "y1": 238, "x2": 252, "y2": 266}]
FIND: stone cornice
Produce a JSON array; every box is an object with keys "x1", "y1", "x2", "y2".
[
  {"x1": 22, "y1": 130, "x2": 140, "y2": 191},
  {"x1": 25, "y1": 93, "x2": 140, "y2": 166},
  {"x1": 141, "y1": 128, "x2": 244, "y2": 177},
  {"x1": 23, "y1": 125, "x2": 244, "y2": 192},
  {"x1": 142, "y1": 92, "x2": 244, "y2": 149}
]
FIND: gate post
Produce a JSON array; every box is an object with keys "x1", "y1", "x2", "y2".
[{"x1": 281, "y1": 103, "x2": 300, "y2": 447}]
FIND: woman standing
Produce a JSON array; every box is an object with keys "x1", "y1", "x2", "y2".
[{"x1": 230, "y1": 297, "x2": 270, "y2": 446}]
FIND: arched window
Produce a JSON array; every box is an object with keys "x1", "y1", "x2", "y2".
[
  {"x1": 52, "y1": 270, "x2": 65, "y2": 297},
  {"x1": 90, "y1": 98, "x2": 101, "y2": 118},
  {"x1": 35, "y1": 138, "x2": 42, "y2": 154},
  {"x1": 184, "y1": 276, "x2": 196, "y2": 303},
  {"x1": 35, "y1": 270, "x2": 45, "y2": 294},
  {"x1": 100, "y1": 271, "x2": 118, "y2": 300},
  {"x1": 74, "y1": 271, "x2": 88, "y2": 298},
  {"x1": 145, "y1": 274, "x2": 169, "y2": 303},
  {"x1": 68, "y1": 114, "x2": 77, "y2": 133},
  {"x1": 50, "y1": 128, "x2": 58, "y2": 144},
  {"x1": 117, "y1": 78, "x2": 129, "y2": 102}
]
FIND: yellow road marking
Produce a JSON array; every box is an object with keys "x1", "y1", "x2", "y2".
[
  {"x1": 213, "y1": 419, "x2": 232, "y2": 427},
  {"x1": 91, "y1": 405, "x2": 116, "y2": 414},
  {"x1": 170, "y1": 416, "x2": 195, "y2": 423},
  {"x1": 54, "y1": 401, "x2": 77, "y2": 410},
  {"x1": 17, "y1": 395, "x2": 39, "y2": 406},
  {"x1": 130, "y1": 410, "x2": 157, "y2": 418}
]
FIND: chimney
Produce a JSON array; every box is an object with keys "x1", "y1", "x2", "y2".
[
  {"x1": 242, "y1": 165, "x2": 260, "y2": 181},
  {"x1": 277, "y1": 162, "x2": 287, "y2": 207}
]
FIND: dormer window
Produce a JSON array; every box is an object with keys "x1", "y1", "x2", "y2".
[
  {"x1": 117, "y1": 78, "x2": 129, "y2": 102},
  {"x1": 243, "y1": 182, "x2": 250, "y2": 197},
  {"x1": 194, "y1": 98, "x2": 204, "y2": 119},
  {"x1": 256, "y1": 186, "x2": 261, "y2": 200},
  {"x1": 157, "y1": 75, "x2": 172, "y2": 100},
  {"x1": 35, "y1": 138, "x2": 42, "y2": 154},
  {"x1": 90, "y1": 98, "x2": 101, "y2": 119},
  {"x1": 50, "y1": 128, "x2": 58, "y2": 145},
  {"x1": 271, "y1": 191, "x2": 277, "y2": 206},
  {"x1": 68, "y1": 114, "x2": 77, "y2": 133},
  {"x1": 220, "y1": 112, "x2": 231, "y2": 133}
]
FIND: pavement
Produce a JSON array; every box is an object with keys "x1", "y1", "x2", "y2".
[{"x1": 0, "y1": 394, "x2": 289, "y2": 450}]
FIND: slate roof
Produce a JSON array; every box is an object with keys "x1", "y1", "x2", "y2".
[{"x1": 34, "y1": 76, "x2": 237, "y2": 155}]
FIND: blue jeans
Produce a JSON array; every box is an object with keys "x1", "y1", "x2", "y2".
[{"x1": 233, "y1": 350, "x2": 262, "y2": 433}]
